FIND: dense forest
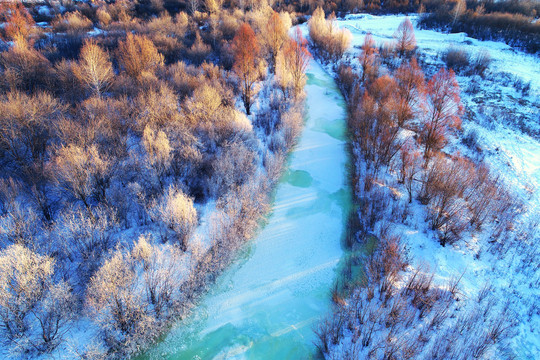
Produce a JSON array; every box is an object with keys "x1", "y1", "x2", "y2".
[{"x1": 0, "y1": 1, "x2": 311, "y2": 357}]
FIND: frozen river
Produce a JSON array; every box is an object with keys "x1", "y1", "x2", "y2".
[{"x1": 140, "y1": 59, "x2": 351, "y2": 359}]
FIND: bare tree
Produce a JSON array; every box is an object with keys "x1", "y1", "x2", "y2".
[
  {"x1": 398, "y1": 142, "x2": 422, "y2": 203},
  {"x1": 150, "y1": 186, "x2": 197, "y2": 250},
  {"x1": 359, "y1": 33, "x2": 379, "y2": 85},
  {"x1": 0, "y1": 245, "x2": 74, "y2": 352},
  {"x1": 394, "y1": 58, "x2": 425, "y2": 128},
  {"x1": 117, "y1": 33, "x2": 164, "y2": 79},
  {"x1": 264, "y1": 11, "x2": 289, "y2": 73},
  {"x1": 394, "y1": 18, "x2": 416, "y2": 58},
  {"x1": 232, "y1": 23, "x2": 260, "y2": 115},
  {"x1": 420, "y1": 68, "x2": 463, "y2": 163},
  {"x1": 73, "y1": 39, "x2": 114, "y2": 97},
  {"x1": 281, "y1": 28, "x2": 311, "y2": 97},
  {"x1": 53, "y1": 144, "x2": 111, "y2": 216}
]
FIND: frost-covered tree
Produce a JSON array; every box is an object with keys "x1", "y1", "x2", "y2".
[
  {"x1": 117, "y1": 33, "x2": 164, "y2": 79},
  {"x1": 132, "y1": 236, "x2": 183, "y2": 319},
  {"x1": 57, "y1": 205, "x2": 118, "y2": 280},
  {"x1": 0, "y1": 201, "x2": 41, "y2": 248},
  {"x1": 282, "y1": 28, "x2": 311, "y2": 97},
  {"x1": 135, "y1": 84, "x2": 181, "y2": 131},
  {"x1": 0, "y1": 245, "x2": 74, "y2": 352},
  {"x1": 0, "y1": 91, "x2": 64, "y2": 168},
  {"x1": 86, "y1": 251, "x2": 154, "y2": 344},
  {"x1": 184, "y1": 84, "x2": 223, "y2": 127},
  {"x1": 74, "y1": 40, "x2": 114, "y2": 97},
  {"x1": 54, "y1": 144, "x2": 111, "y2": 214},
  {"x1": 150, "y1": 186, "x2": 197, "y2": 250},
  {"x1": 210, "y1": 140, "x2": 257, "y2": 198}
]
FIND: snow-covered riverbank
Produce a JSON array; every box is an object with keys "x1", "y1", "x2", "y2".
[{"x1": 327, "y1": 13, "x2": 539, "y2": 359}]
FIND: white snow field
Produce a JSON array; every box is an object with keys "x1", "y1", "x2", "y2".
[
  {"x1": 328, "y1": 14, "x2": 539, "y2": 359},
  {"x1": 139, "y1": 59, "x2": 351, "y2": 359}
]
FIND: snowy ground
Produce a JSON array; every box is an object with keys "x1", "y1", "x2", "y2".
[{"x1": 332, "y1": 13, "x2": 540, "y2": 359}]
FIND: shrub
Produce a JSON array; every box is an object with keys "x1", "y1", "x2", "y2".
[
  {"x1": 419, "y1": 3, "x2": 540, "y2": 53},
  {"x1": 419, "y1": 154, "x2": 473, "y2": 246},
  {"x1": 150, "y1": 185, "x2": 197, "y2": 250},
  {"x1": 96, "y1": 8, "x2": 112, "y2": 27},
  {"x1": 0, "y1": 245, "x2": 74, "y2": 354},
  {"x1": 187, "y1": 32, "x2": 212, "y2": 65},
  {"x1": 471, "y1": 49, "x2": 491, "y2": 76},
  {"x1": 0, "y1": 3, "x2": 35, "y2": 43},
  {"x1": 0, "y1": 41, "x2": 53, "y2": 91},
  {"x1": 442, "y1": 46, "x2": 470, "y2": 73},
  {"x1": 117, "y1": 33, "x2": 164, "y2": 79},
  {"x1": 308, "y1": 7, "x2": 351, "y2": 62},
  {"x1": 52, "y1": 11, "x2": 93, "y2": 34}
]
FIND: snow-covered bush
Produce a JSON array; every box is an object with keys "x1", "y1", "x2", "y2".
[
  {"x1": 150, "y1": 185, "x2": 197, "y2": 250},
  {"x1": 209, "y1": 139, "x2": 257, "y2": 199},
  {"x1": 308, "y1": 7, "x2": 352, "y2": 63},
  {"x1": 0, "y1": 245, "x2": 74, "y2": 354},
  {"x1": 86, "y1": 250, "x2": 157, "y2": 351},
  {"x1": 317, "y1": 229, "x2": 515, "y2": 360}
]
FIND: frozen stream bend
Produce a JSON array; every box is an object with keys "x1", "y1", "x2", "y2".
[{"x1": 141, "y1": 59, "x2": 351, "y2": 359}]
